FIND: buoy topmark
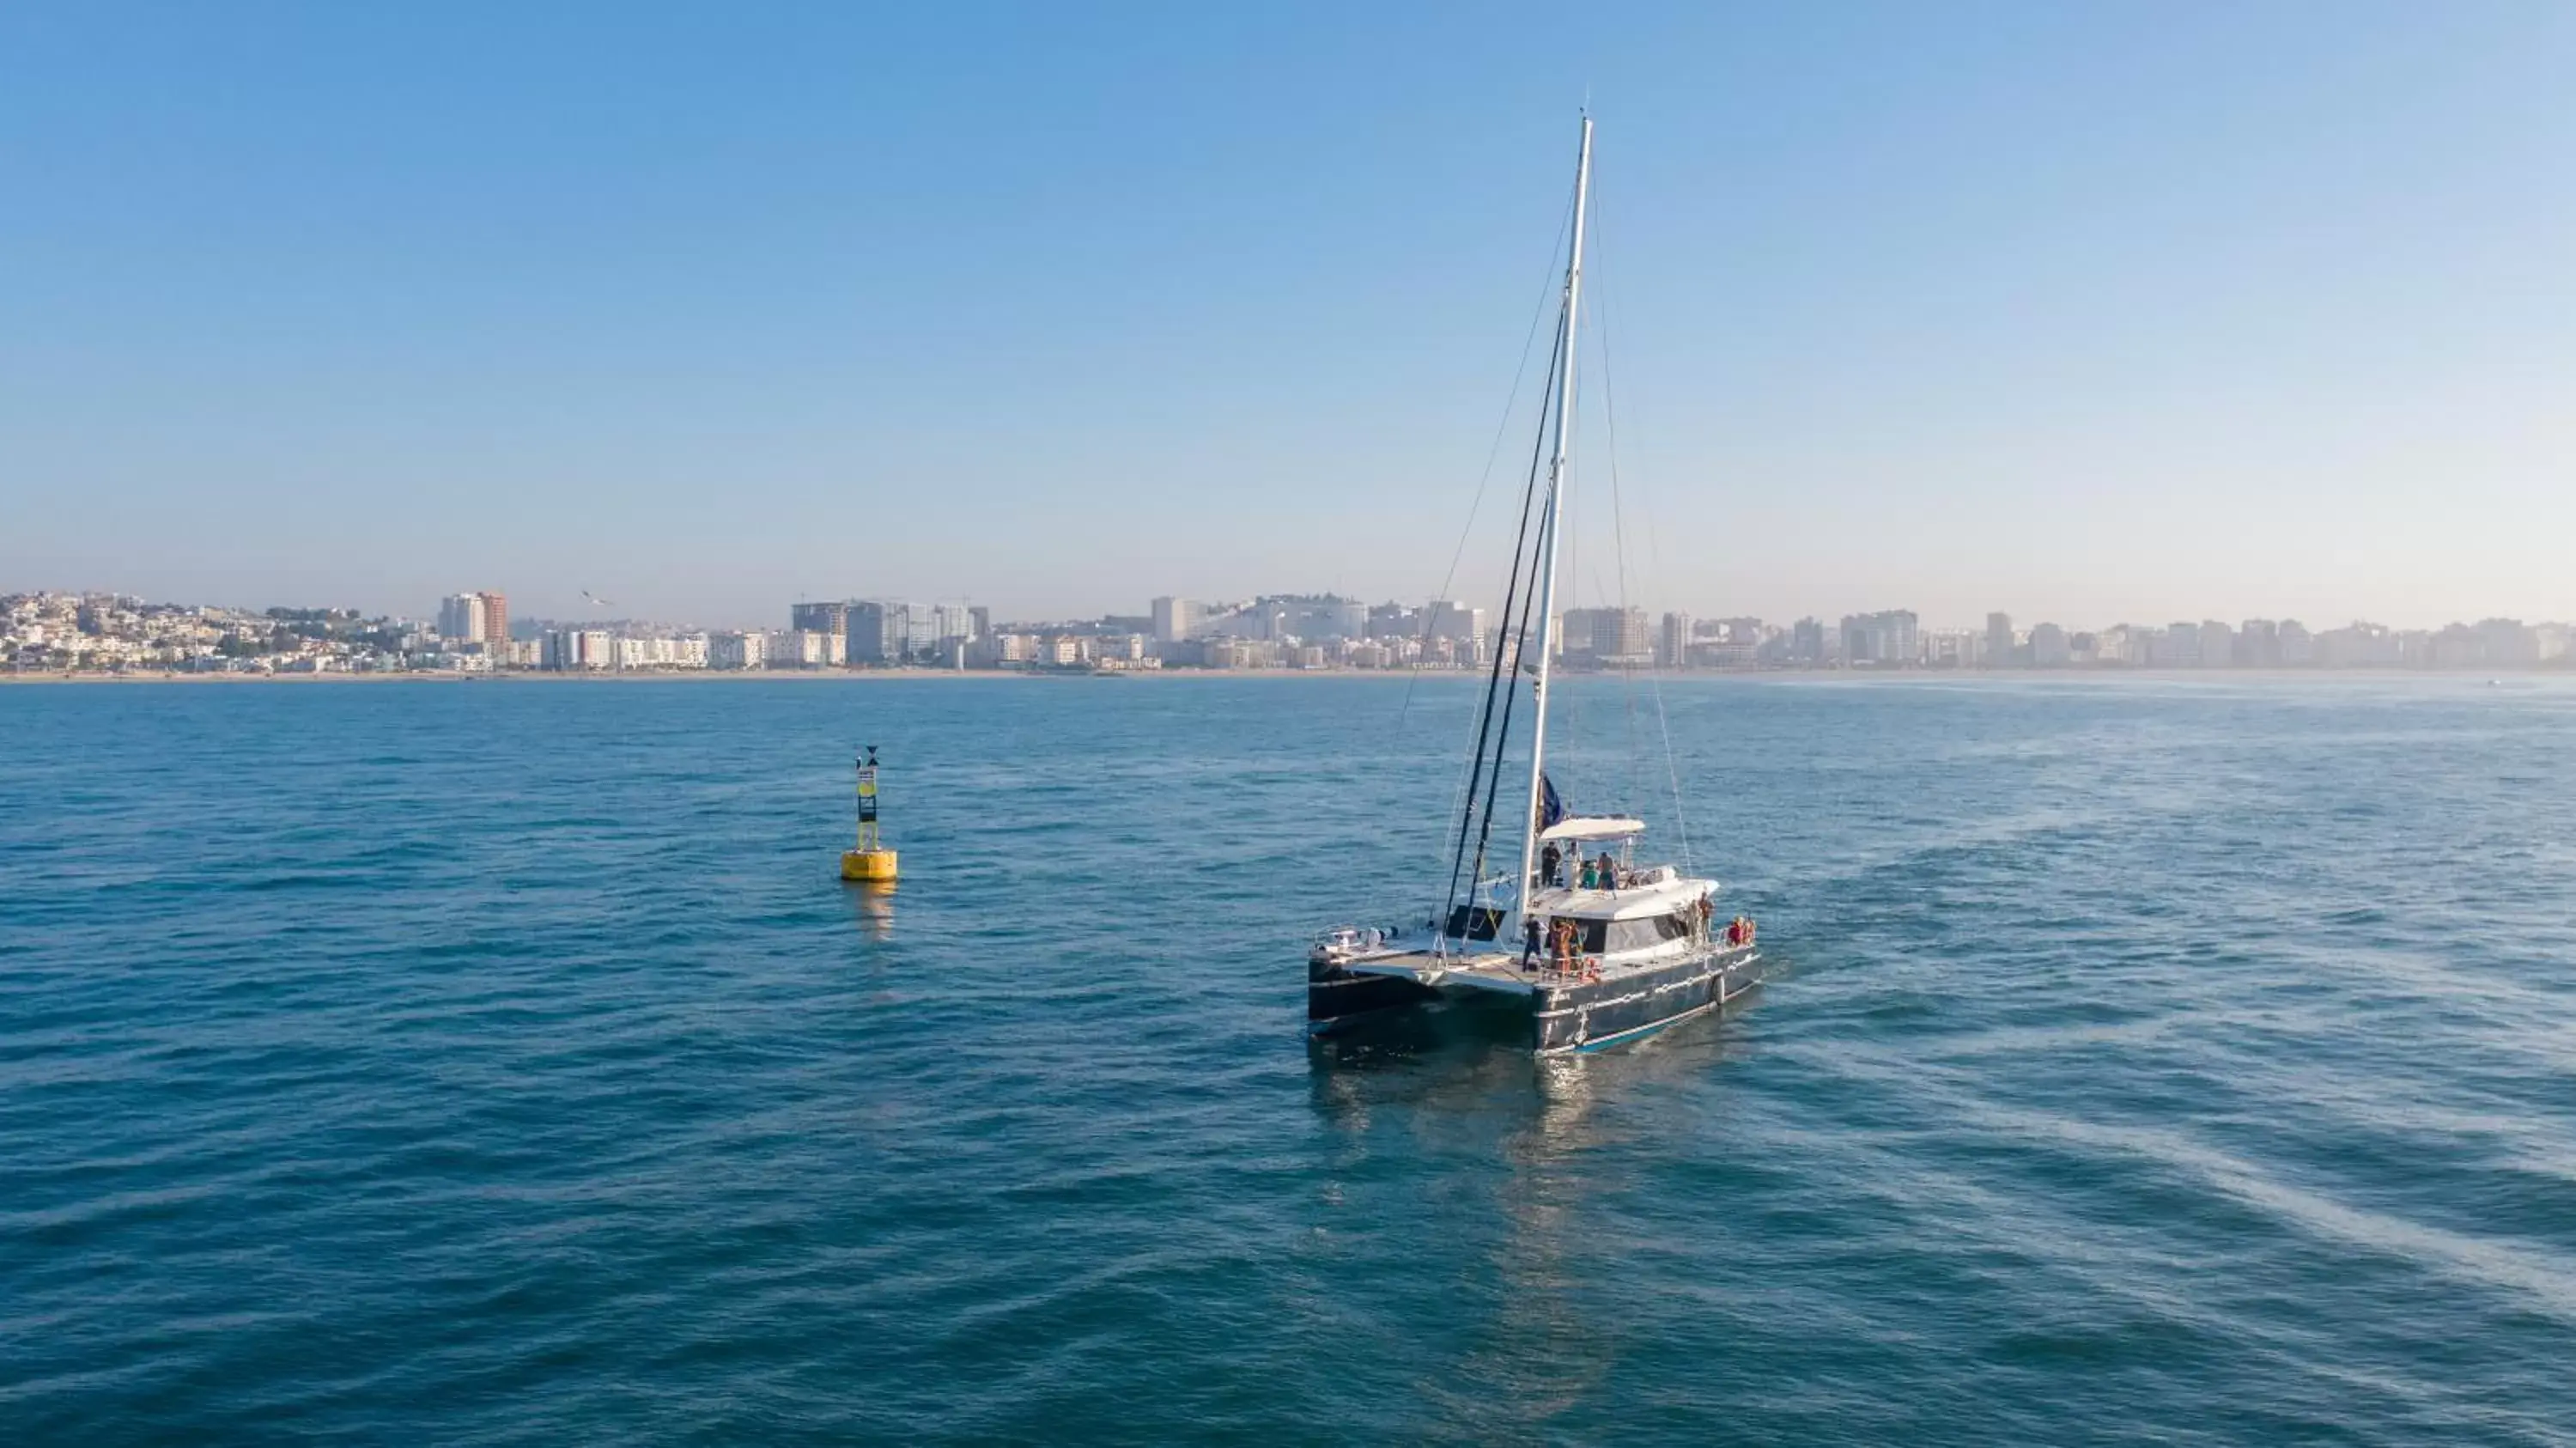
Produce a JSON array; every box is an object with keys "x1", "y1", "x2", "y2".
[{"x1": 840, "y1": 745, "x2": 897, "y2": 883}]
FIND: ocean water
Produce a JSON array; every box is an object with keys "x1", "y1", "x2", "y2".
[{"x1": 4, "y1": 673, "x2": 2575, "y2": 1445}]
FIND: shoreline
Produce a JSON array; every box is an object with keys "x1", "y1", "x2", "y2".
[
  {"x1": 6, "y1": 666, "x2": 2569, "y2": 686},
  {"x1": 0, "y1": 667, "x2": 1449, "y2": 684}
]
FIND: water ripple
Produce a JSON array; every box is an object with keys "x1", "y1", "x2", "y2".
[{"x1": 3, "y1": 675, "x2": 2574, "y2": 1444}]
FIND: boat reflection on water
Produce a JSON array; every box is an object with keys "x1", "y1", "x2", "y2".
[
  {"x1": 843, "y1": 880, "x2": 896, "y2": 941},
  {"x1": 1307, "y1": 983, "x2": 1756, "y2": 1093},
  {"x1": 1304, "y1": 995, "x2": 1760, "y2": 1436},
  {"x1": 1307, "y1": 988, "x2": 1761, "y2": 1160}
]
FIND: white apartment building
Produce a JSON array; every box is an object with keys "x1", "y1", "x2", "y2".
[
  {"x1": 1152, "y1": 596, "x2": 1199, "y2": 642},
  {"x1": 776, "y1": 629, "x2": 845, "y2": 668},
  {"x1": 541, "y1": 628, "x2": 612, "y2": 670},
  {"x1": 439, "y1": 593, "x2": 487, "y2": 644},
  {"x1": 709, "y1": 631, "x2": 766, "y2": 670},
  {"x1": 1922, "y1": 629, "x2": 1982, "y2": 668}
]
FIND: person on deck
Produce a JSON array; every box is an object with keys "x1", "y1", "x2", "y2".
[
  {"x1": 1577, "y1": 857, "x2": 1597, "y2": 890},
  {"x1": 1540, "y1": 842, "x2": 1562, "y2": 887},
  {"x1": 1597, "y1": 852, "x2": 1619, "y2": 891}
]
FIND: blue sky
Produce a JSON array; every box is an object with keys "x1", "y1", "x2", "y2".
[{"x1": 3, "y1": 2, "x2": 2569, "y2": 629}]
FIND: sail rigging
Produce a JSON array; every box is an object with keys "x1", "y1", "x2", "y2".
[
  {"x1": 1439, "y1": 113, "x2": 1595, "y2": 949},
  {"x1": 1515, "y1": 113, "x2": 1593, "y2": 928},
  {"x1": 1313, "y1": 113, "x2": 1765, "y2": 1053}
]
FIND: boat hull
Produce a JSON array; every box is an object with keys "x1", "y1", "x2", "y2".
[
  {"x1": 1305, "y1": 943, "x2": 1761, "y2": 1050},
  {"x1": 1307, "y1": 955, "x2": 1442, "y2": 1032},
  {"x1": 1529, "y1": 944, "x2": 1760, "y2": 1053}
]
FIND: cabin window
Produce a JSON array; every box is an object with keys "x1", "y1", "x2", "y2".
[
  {"x1": 1446, "y1": 905, "x2": 1506, "y2": 942},
  {"x1": 1605, "y1": 919, "x2": 1656, "y2": 953},
  {"x1": 1602, "y1": 914, "x2": 1694, "y2": 953},
  {"x1": 1548, "y1": 918, "x2": 1607, "y2": 954}
]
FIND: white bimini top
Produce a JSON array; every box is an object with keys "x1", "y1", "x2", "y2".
[
  {"x1": 1528, "y1": 873, "x2": 1715, "y2": 922},
  {"x1": 1537, "y1": 816, "x2": 1647, "y2": 843}
]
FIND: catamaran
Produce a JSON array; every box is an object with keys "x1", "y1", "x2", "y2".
[{"x1": 1305, "y1": 115, "x2": 1762, "y2": 1054}]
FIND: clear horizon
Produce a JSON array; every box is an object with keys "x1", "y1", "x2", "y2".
[{"x1": 5, "y1": 3, "x2": 2570, "y2": 630}]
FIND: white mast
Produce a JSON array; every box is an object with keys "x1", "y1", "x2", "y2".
[{"x1": 1516, "y1": 113, "x2": 1592, "y2": 925}]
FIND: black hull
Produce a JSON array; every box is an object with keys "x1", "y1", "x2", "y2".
[
  {"x1": 1307, "y1": 945, "x2": 1762, "y2": 1050},
  {"x1": 1307, "y1": 958, "x2": 1440, "y2": 1031},
  {"x1": 1530, "y1": 944, "x2": 1760, "y2": 1053}
]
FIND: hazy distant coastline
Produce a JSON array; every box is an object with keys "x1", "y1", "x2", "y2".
[{"x1": 9, "y1": 666, "x2": 2570, "y2": 687}]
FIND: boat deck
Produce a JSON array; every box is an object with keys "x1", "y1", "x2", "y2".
[{"x1": 1343, "y1": 949, "x2": 1548, "y2": 996}]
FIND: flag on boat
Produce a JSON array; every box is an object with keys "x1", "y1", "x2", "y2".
[{"x1": 1538, "y1": 773, "x2": 1565, "y2": 830}]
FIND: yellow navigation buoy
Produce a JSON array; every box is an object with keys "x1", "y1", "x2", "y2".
[
  {"x1": 841, "y1": 850, "x2": 897, "y2": 882},
  {"x1": 839, "y1": 745, "x2": 898, "y2": 883}
]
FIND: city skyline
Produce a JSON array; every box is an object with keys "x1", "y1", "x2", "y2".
[
  {"x1": 5, "y1": 5, "x2": 2573, "y2": 626},
  {"x1": 11, "y1": 585, "x2": 2571, "y2": 677},
  {"x1": 9, "y1": 569, "x2": 2573, "y2": 642}
]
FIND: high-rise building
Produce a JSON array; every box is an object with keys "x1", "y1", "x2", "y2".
[
  {"x1": 1559, "y1": 606, "x2": 1649, "y2": 663},
  {"x1": 1923, "y1": 630, "x2": 1980, "y2": 667},
  {"x1": 437, "y1": 591, "x2": 508, "y2": 648},
  {"x1": 2475, "y1": 618, "x2": 2537, "y2": 666},
  {"x1": 2161, "y1": 622, "x2": 2202, "y2": 667},
  {"x1": 847, "y1": 602, "x2": 889, "y2": 662},
  {"x1": 1262, "y1": 597, "x2": 1365, "y2": 642},
  {"x1": 969, "y1": 606, "x2": 990, "y2": 642},
  {"x1": 539, "y1": 628, "x2": 612, "y2": 670},
  {"x1": 1422, "y1": 600, "x2": 1484, "y2": 645},
  {"x1": 1555, "y1": 609, "x2": 1596, "y2": 657},
  {"x1": 438, "y1": 593, "x2": 487, "y2": 645},
  {"x1": 1986, "y1": 612, "x2": 2014, "y2": 667},
  {"x1": 1791, "y1": 617, "x2": 1826, "y2": 664},
  {"x1": 708, "y1": 631, "x2": 766, "y2": 670},
  {"x1": 2198, "y1": 620, "x2": 2234, "y2": 668},
  {"x1": 2317, "y1": 622, "x2": 2401, "y2": 667},
  {"x1": 1661, "y1": 611, "x2": 1692, "y2": 670},
  {"x1": 2030, "y1": 622, "x2": 2069, "y2": 667},
  {"x1": 1605, "y1": 608, "x2": 1650, "y2": 663},
  {"x1": 1151, "y1": 597, "x2": 1199, "y2": 643},
  {"x1": 847, "y1": 601, "x2": 927, "y2": 663},
  {"x1": 2238, "y1": 619, "x2": 2280, "y2": 667},
  {"x1": 1838, "y1": 610, "x2": 1918, "y2": 666},
  {"x1": 778, "y1": 630, "x2": 842, "y2": 667},
  {"x1": 791, "y1": 601, "x2": 849, "y2": 636},
  {"x1": 900, "y1": 605, "x2": 939, "y2": 655}
]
